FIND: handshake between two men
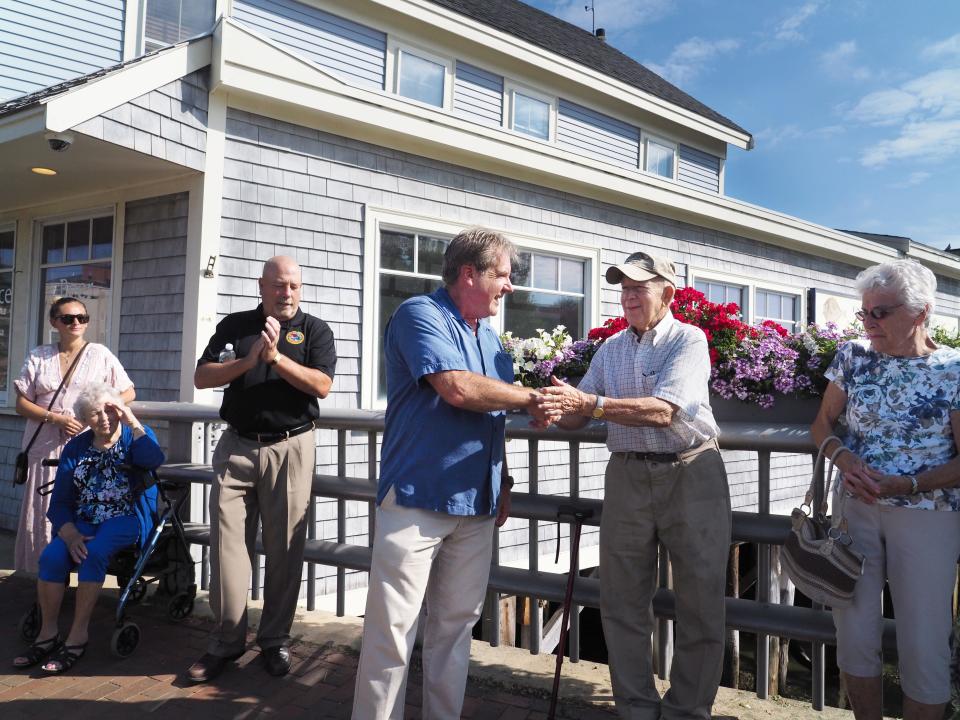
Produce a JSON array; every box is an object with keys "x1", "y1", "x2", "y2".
[{"x1": 522, "y1": 375, "x2": 603, "y2": 429}]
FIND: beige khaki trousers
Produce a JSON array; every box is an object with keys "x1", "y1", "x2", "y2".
[
  {"x1": 601, "y1": 445, "x2": 731, "y2": 720},
  {"x1": 352, "y1": 488, "x2": 495, "y2": 720},
  {"x1": 207, "y1": 427, "x2": 315, "y2": 655}
]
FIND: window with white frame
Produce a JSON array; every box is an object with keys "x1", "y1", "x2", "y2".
[
  {"x1": 756, "y1": 288, "x2": 802, "y2": 332},
  {"x1": 0, "y1": 224, "x2": 14, "y2": 392},
  {"x1": 694, "y1": 278, "x2": 745, "y2": 312},
  {"x1": 37, "y1": 214, "x2": 114, "y2": 347},
  {"x1": 512, "y1": 90, "x2": 551, "y2": 140},
  {"x1": 644, "y1": 136, "x2": 676, "y2": 178},
  {"x1": 396, "y1": 48, "x2": 447, "y2": 108},
  {"x1": 374, "y1": 227, "x2": 591, "y2": 401},
  {"x1": 143, "y1": 0, "x2": 216, "y2": 52}
]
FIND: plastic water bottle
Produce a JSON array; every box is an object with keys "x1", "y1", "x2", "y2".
[{"x1": 218, "y1": 343, "x2": 236, "y2": 363}]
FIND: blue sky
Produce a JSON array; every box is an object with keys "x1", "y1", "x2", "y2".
[{"x1": 527, "y1": 1, "x2": 960, "y2": 250}]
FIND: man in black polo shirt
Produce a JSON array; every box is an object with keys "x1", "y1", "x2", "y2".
[{"x1": 186, "y1": 255, "x2": 336, "y2": 683}]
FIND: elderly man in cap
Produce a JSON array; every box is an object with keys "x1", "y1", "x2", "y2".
[{"x1": 543, "y1": 251, "x2": 731, "y2": 720}]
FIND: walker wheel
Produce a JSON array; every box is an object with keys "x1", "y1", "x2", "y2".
[
  {"x1": 167, "y1": 592, "x2": 195, "y2": 621},
  {"x1": 18, "y1": 603, "x2": 40, "y2": 641},
  {"x1": 111, "y1": 621, "x2": 140, "y2": 657},
  {"x1": 127, "y1": 577, "x2": 147, "y2": 604}
]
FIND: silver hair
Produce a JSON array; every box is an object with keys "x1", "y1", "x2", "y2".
[
  {"x1": 441, "y1": 227, "x2": 518, "y2": 286},
  {"x1": 855, "y1": 259, "x2": 937, "y2": 325},
  {"x1": 74, "y1": 382, "x2": 123, "y2": 420}
]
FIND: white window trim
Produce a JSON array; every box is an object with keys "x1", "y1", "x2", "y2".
[
  {"x1": 30, "y1": 206, "x2": 122, "y2": 354},
  {"x1": 641, "y1": 132, "x2": 677, "y2": 180},
  {"x1": 361, "y1": 207, "x2": 600, "y2": 408},
  {"x1": 504, "y1": 81, "x2": 556, "y2": 143},
  {"x1": 387, "y1": 37, "x2": 454, "y2": 112},
  {"x1": 689, "y1": 268, "x2": 806, "y2": 327}
]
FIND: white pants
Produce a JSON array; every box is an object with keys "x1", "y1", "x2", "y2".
[{"x1": 352, "y1": 488, "x2": 495, "y2": 720}]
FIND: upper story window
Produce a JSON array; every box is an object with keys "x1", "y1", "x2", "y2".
[
  {"x1": 37, "y1": 214, "x2": 114, "y2": 347},
  {"x1": 644, "y1": 136, "x2": 676, "y2": 179},
  {"x1": 144, "y1": 0, "x2": 216, "y2": 52},
  {"x1": 756, "y1": 288, "x2": 802, "y2": 333},
  {"x1": 512, "y1": 90, "x2": 551, "y2": 141},
  {"x1": 0, "y1": 224, "x2": 14, "y2": 393},
  {"x1": 396, "y1": 48, "x2": 447, "y2": 108}
]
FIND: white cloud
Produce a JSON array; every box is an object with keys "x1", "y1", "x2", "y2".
[
  {"x1": 753, "y1": 124, "x2": 804, "y2": 149},
  {"x1": 544, "y1": 0, "x2": 673, "y2": 33},
  {"x1": 861, "y1": 119, "x2": 960, "y2": 167},
  {"x1": 645, "y1": 37, "x2": 741, "y2": 87},
  {"x1": 819, "y1": 40, "x2": 871, "y2": 81},
  {"x1": 890, "y1": 171, "x2": 932, "y2": 188},
  {"x1": 848, "y1": 88, "x2": 919, "y2": 126},
  {"x1": 922, "y1": 33, "x2": 960, "y2": 60},
  {"x1": 774, "y1": 2, "x2": 822, "y2": 43}
]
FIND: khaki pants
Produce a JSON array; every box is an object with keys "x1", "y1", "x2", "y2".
[
  {"x1": 207, "y1": 428, "x2": 315, "y2": 655},
  {"x1": 352, "y1": 488, "x2": 495, "y2": 720},
  {"x1": 601, "y1": 444, "x2": 731, "y2": 720}
]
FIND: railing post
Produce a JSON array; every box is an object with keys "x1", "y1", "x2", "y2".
[
  {"x1": 528, "y1": 438, "x2": 541, "y2": 655},
  {"x1": 337, "y1": 429, "x2": 347, "y2": 617},
  {"x1": 811, "y1": 452, "x2": 826, "y2": 710},
  {"x1": 756, "y1": 449, "x2": 771, "y2": 700},
  {"x1": 568, "y1": 440, "x2": 580, "y2": 663},
  {"x1": 367, "y1": 431, "x2": 377, "y2": 546}
]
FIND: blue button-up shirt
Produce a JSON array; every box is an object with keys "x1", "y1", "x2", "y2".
[{"x1": 379, "y1": 286, "x2": 514, "y2": 516}]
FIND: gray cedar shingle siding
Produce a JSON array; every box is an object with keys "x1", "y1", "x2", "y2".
[
  {"x1": 678, "y1": 144, "x2": 721, "y2": 193},
  {"x1": 118, "y1": 193, "x2": 188, "y2": 402},
  {"x1": 71, "y1": 70, "x2": 209, "y2": 171},
  {"x1": 453, "y1": 62, "x2": 503, "y2": 127},
  {"x1": 232, "y1": 0, "x2": 386, "y2": 90},
  {"x1": 557, "y1": 99, "x2": 639, "y2": 170},
  {"x1": 215, "y1": 107, "x2": 960, "y2": 577}
]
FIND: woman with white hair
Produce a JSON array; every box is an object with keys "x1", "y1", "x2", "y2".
[
  {"x1": 11, "y1": 383, "x2": 163, "y2": 675},
  {"x1": 811, "y1": 259, "x2": 960, "y2": 720}
]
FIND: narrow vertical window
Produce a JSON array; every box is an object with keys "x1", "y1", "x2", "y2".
[{"x1": 645, "y1": 137, "x2": 676, "y2": 178}]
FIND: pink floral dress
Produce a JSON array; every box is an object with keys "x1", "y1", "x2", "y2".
[{"x1": 13, "y1": 343, "x2": 133, "y2": 573}]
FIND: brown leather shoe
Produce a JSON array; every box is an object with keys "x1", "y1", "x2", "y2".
[
  {"x1": 261, "y1": 646, "x2": 291, "y2": 677},
  {"x1": 187, "y1": 652, "x2": 241, "y2": 683}
]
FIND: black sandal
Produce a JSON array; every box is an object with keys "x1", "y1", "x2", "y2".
[
  {"x1": 41, "y1": 642, "x2": 87, "y2": 674},
  {"x1": 12, "y1": 635, "x2": 62, "y2": 669}
]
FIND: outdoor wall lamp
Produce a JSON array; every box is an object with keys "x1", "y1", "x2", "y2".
[{"x1": 204, "y1": 255, "x2": 217, "y2": 278}]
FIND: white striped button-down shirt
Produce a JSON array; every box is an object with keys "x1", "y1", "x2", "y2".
[{"x1": 579, "y1": 310, "x2": 719, "y2": 453}]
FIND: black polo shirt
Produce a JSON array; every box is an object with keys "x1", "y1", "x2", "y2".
[{"x1": 197, "y1": 304, "x2": 337, "y2": 434}]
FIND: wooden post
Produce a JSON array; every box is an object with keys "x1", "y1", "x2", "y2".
[
  {"x1": 722, "y1": 543, "x2": 740, "y2": 689},
  {"x1": 520, "y1": 596, "x2": 532, "y2": 650},
  {"x1": 499, "y1": 595, "x2": 517, "y2": 647}
]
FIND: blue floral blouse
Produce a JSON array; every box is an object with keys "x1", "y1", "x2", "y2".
[
  {"x1": 74, "y1": 440, "x2": 134, "y2": 524},
  {"x1": 826, "y1": 339, "x2": 960, "y2": 511}
]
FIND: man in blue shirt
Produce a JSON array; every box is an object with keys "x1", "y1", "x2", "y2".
[{"x1": 352, "y1": 228, "x2": 560, "y2": 719}]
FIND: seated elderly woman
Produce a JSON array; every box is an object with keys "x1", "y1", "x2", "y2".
[
  {"x1": 12, "y1": 382, "x2": 164, "y2": 674},
  {"x1": 811, "y1": 259, "x2": 960, "y2": 720}
]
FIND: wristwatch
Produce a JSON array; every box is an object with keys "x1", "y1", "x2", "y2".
[
  {"x1": 269, "y1": 353, "x2": 282, "y2": 366},
  {"x1": 591, "y1": 395, "x2": 606, "y2": 419}
]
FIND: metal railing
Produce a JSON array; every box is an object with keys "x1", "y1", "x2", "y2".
[{"x1": 132, "y1": 401, "x2": 896, "y2": 711}]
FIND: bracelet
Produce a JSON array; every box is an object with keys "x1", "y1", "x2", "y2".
[
  {"x1": 910, "y1": 475, "x2": 919, "y2": 494},
  {"x1": 42, "y1": 411, "x2": 50, "y2": 423},
  {"x1": 269, "y1": 353, "x2": 282, "y2": 366}
]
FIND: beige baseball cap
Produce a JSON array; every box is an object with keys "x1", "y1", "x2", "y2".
[{"x1": 605, "y1": 251, "x2": 678, "y2": 287}]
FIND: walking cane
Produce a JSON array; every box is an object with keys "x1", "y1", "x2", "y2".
[{"x1": 548, "y1": 504, "x2": 595, "y2": 720}]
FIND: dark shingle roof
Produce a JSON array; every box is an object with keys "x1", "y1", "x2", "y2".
[
  {"x1": 839, "y1": 229, "x2": 912, "y2": 251},
  {"x1": 425, "y1": 0, "x2": 749, "y2": 138}
]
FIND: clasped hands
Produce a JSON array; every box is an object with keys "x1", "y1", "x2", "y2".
[
  {"x1": 838, "y1": 454, "x2": 913, "y2": 503},
  {"x1": 524, "y1": 376, "x2": 592, "y2": 429},
  {"x1": 246, "y1": 316, "x2": 283, "y2": 367}
]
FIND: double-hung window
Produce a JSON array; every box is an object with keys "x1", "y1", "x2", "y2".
[
  {"x1": 0, "y1": 224, "x2": 14, "y2": 392},
  {"x1": 695, "y1": 278, "x2": 745, "y2": 312},
  {"x1": 505, "y1": 252, "x2": 585, "y2": 337},
  {"x1": 37, "y1": 214, "x2": 114, "y2": 346},
  {"x1": 143, "y1": 0, "x2": 216, "y2": 51},
  {"x1": 756, "y1": 289, "x2": 802, "y2": 332}
]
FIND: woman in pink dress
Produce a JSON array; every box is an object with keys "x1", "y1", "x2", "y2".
[{"x1": 13, "y1": 297, "x2": 135, "y2": 573}]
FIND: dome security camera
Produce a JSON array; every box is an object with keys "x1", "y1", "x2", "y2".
[{"x1": 44, "y1": 131, "x2": 74, "y2": 152}]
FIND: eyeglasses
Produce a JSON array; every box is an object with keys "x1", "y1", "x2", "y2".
[
  {"x1": 855, "y1": 304, "x2": 903, "y2": 321},
  {"x1": 56, "y1": 314, "x2": 90, "y2": 325}
]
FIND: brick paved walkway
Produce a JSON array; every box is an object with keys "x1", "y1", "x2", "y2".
[{"x1": 0, "y1": 573, "x2": 614, "y2": 720}]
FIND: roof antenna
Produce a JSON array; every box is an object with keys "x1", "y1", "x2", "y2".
[{"x1": 584, "y1": 0, "x2": 595, "y2": 34}]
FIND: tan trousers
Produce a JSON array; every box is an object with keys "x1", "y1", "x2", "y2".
[
  {"x1": 601, "y1": 444, "x2": 731, "y2": 720},
  {"x1": 352, "y1": 488, "x2": 495, "y2": 720},
  {"x1": 207, "y1": 427, "x2": 315, "y2": 655}
]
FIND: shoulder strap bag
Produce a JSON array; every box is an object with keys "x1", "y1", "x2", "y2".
[
  {"x1": 780, "y1": 434, "x2": 865, "y2": 608},
  {"x1": 13, "y1": 343, "x2": 89, "y2": 486}
]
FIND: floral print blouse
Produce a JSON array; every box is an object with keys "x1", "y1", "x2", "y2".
[
  {"x1": 826, "y1": 339, "x2": 960, "y2": 511},
  {"x1": 74, "y1": 441, "x2": 135, "y2": 524}
]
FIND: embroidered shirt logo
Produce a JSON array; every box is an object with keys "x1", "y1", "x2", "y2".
[{"x1": 286, "y1": 330, "x2": 305, "y2": 345}]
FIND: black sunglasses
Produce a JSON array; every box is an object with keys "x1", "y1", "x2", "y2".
[
  {"x1": 56, "y1": 313, "x2": 90, "y2": 325},
  {"x1": 855, "y1": 304, "x2": 903, "y2": 321}
]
